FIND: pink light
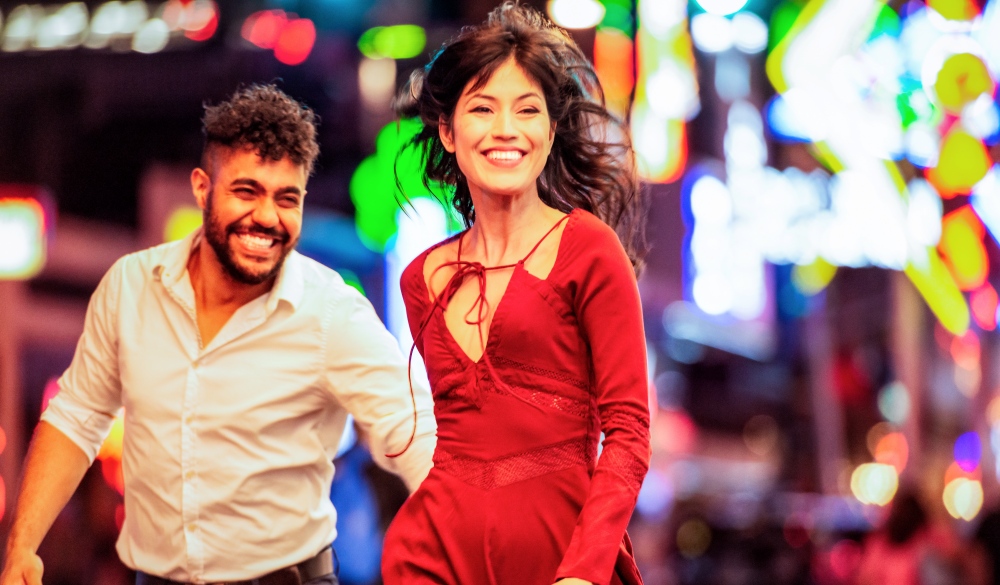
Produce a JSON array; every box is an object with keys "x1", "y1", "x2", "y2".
[
  {"x1": 185, "y1": 12, "x2": 218, "y2": 42},
  {"x1": 242, "y1": 10, "x2": 288, "y2": 49},
  {"x1": 972, "y1": 284, "x2": 998, "y2": 330},
  {"x1": 274, "y1": 18, "x2": 316, "y2": 66}
]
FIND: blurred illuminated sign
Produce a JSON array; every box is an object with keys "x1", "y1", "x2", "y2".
[{"x1": 0, "y1": 188, "x2": 50, "y2": 280}]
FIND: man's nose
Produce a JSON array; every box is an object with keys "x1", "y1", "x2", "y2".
[{"x1": 252, "y1": 197, "x2": 279, "y2": 227}]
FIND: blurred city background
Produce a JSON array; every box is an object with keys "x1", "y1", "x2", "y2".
[{"x1": 0, "y1": 0, "x2": 998, "y2": 583}]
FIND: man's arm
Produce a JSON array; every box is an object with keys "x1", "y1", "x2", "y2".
[{"x1": 1, "y1": 422, "x2": 91, "y2": 585}]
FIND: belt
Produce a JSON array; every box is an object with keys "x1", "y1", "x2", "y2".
[{"x1": 135, "y1": 547, "x2": 335, "y2": 585}]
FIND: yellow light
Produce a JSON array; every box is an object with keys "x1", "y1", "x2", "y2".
[
  {"x1": 792, "y1": 258, "x2": 837, "y2": 295},
  {"x1": 933, "y1": 53, "x2": 995, "y2": 114},
  {"x1": 904, "y1": 248, "x2": 970, "y2": 335},
  {"x1": 676, "y1": 518, "x2": 712, "y2": 558},
  {"x1": 928, "y1": 128, "x2": 992, "y2": 197},
  {"x1": 943, "y1": 477, "x2": 983, "y2": 520},
  {"x1": 164, "y1": 205, "x2": 203, "y2": 242},
  {"x1": 850, "y1": 463, "x2": 898, "y2": 506},
  {"x1": 938, "y1": 206, "x2": 988, "y2": 291}
]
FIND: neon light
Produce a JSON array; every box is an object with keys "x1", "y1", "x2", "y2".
[
  {"x1": 274, "y1": 18, "x2": 315, "y2": 66},
  {"x1": 164, "y1": 205, "x2": 203, "y2": 242},
  {"x1": 242, "y1": 10, "x2": 287, "y2": 49},
  {"x1": 547, "y1": 0, "x2": 605, "y2": 29},
  {"x1": 0, "y1": 197, "x2": 47, "y2": 280},
  {"x1": 955, "y1": 431, "x2": 982, "y2": 472},
  {"x1": 938, "y1": 206, "x2": 988, "y2": 291},
  {"x1": 971, "y1": 284, "x2": 998, "y2": 330},
  {"x1": 349, "y1": 120, "x2": 455, "y2": 253},
  {"x1": 943, "y1": 477, "x2": 983, "y2": 520},
  {"x1": 593, "y1": 28, "x2": 634, "y2": 116},
  {"x1": 357, "y1": 25, "x2": 427, "y2": 60},
  {"x1": 632, "y1": 0, "x2": 697, "y2": 183}
]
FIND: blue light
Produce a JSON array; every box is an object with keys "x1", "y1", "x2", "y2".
[{"x1": 954, "y1": 431, "x2": 982, "y2": 472}]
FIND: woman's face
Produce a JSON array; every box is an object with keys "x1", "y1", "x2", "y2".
[{"x1": 440, "y1": 58, "x2": 555, "y2": 201}]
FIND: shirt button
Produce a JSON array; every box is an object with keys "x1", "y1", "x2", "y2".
[
  {"x1": 185, "y1": 471, "x2": 195, "y2": 480},
  {"x1": 185, "y1": 415, "x2": 194, "y2": 425},
  {"x1": 186, "y1": 523, "x2": 196, "y2": 532}
]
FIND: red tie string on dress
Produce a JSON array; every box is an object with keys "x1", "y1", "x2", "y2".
[{"x1": 387, "y1": 214, "x2": 571, "y2": 458}]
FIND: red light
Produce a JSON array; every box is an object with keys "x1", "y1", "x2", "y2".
[
  {"x1": 971, "y1": 285, "x2": 998, "y2": 331},
  {"x1": 185, "y1": 12, "x2": 218, "y2": 41},
  {"x1": 242, "y1": 10, "x2": 288, "y2": 49},
  {"x1": 828, "y1": 539, "x2": 861, "y2": 581},
  {"x1": 0, "y1": 476, "x2": 5, "y2": 523},
  {"x1": 274, "y1": 18, "x2": 316, "y2": 66}
]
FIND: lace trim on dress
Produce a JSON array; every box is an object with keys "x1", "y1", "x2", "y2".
[
  {"x1": 490, "y1": 355, "x2": 589, "y2": 390},
  {"x1": 598, "y1": 409, "x2": 651, "y2": 488},
  {"x1": 433, "y1": 438, "x2": 591, "y2": 490}
]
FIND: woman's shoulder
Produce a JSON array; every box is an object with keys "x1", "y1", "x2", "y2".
[
  {"x1": 559, "y1": 208, "x2": 629, "y2": 263},
  {"x1": 400, "y1": 232, "x2": 463, "y2": 298}
]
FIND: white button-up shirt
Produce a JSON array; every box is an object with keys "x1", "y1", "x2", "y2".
[{"x1": 42, "y1": 231, "x2": 436, "y2": 583}]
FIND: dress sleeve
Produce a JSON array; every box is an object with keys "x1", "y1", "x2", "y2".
[
  {"x1": 42, "y1": 257, "x2": 126, "y2": 464},
  {"x1": 555, "y1": 219, "x2": 651, "y2": 584}
]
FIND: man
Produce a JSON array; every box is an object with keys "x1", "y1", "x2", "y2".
[{"x1": 0, "y1": 85, "x2": 436, "y2": 585}]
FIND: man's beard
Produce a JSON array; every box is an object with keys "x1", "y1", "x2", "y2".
[{"x1": 203, "y1": 195, "x2": 296, "y2": 285}]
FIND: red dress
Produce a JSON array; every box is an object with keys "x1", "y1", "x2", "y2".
[{"x1": 382, "y1": 209, "x2": 650, "y2": 585}]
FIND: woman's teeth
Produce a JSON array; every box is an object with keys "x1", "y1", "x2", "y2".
[{"x1": 487, "y1": 151, "x2": 523, "y2": 161}]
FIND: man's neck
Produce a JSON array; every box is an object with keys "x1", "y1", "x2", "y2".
[{"x1": 187, "y1": 240, "x2": 274, "y2": 312}]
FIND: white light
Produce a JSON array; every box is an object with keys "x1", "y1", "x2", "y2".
[
  {"x1": 132, "y1": 17, "x2": 169, "y2": 53},
  {"x1": 633, "y1": 108, "x2": 669, "y2": 172},
  {"x1": 387, "y1": 198, "x2": 451, "y2": 389},
  {"x1": 35, "y1": 3, "x2": 89, "y2": 49},
  {"x1": 907, "y1": 179, "x2": 943, "y2": 248},
  {"x1": 690, "y1": 13, "x2": 733, "y2": 53},
  {"x1": 904, "y1": 122, "x2": 940, "y2": 168},
  {"x1": 547, "y1": 0, "x2": 606, "y2": 29},
  {"x1": 3, "y1": 5, "x2": 43, "y2": 52},
  {"x1": 0, "y1": 220, "x2": 33, "y2": 272},
  {"x1": 121, "y1": 1, "x2": 149, "y2": 34},
  {"x1": 695, "y1": 0, "x2": 750, "y2": 17},
  {"x1": 972, "y1": 166, "x2": 1000, "y2": 245},
  {"x1": 647, "y1": 63, "x2": 698, "y2": 118},
  {"x1": 963, "y1": 93, "x2": 1000, "y2": 140},
  {"x1": 693, "y1": 272, "x2": 734, "y2": 315},
  {"x1": 690, "y1": 176, "x2": 732, "y2": 224},
  {"x1": 90, "y1": 2, "x2": 126, "y2": 35},
  {"x1": 732, "y1": 12, "x2": 768, "y2": 53},
  {"x1": 640, "y1": 0, "x2": 687, "y2": 38},
  {"x1": 358, "y1": 57, "x2": 397, "y2": 113}
]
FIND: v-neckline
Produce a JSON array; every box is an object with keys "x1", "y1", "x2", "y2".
[{"x1": 418, "y1": 210, "x2": 576, "y2": 366}]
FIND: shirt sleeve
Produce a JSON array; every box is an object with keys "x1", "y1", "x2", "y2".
[
  {"x1": 321, "y1": 285, "x2": 436, "y2": 492},
  {"x1": 555, "y1": 222, "x2": 651, "y2": 584},
  {"x1": 41, "y1": 257, "x2": 125, "y2": 464}
]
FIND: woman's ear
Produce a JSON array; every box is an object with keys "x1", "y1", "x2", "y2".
[{"x1": 439, "y1": 116, "x2": 456, "y2": 153}]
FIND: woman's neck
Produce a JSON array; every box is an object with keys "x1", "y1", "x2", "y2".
[{"x1": 464, "y1": 188, "x2": 563, "y2": 265}]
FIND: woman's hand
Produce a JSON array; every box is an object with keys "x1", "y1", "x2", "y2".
[{"x1": 553, "y1": 579, "x2": 592, "y2": 585}]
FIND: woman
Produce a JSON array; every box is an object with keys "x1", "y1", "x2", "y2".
[{"x1": 382, "y1": 3, "x2": 650, "y2": 584}]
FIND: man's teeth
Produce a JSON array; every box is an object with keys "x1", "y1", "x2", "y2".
[
  {"x1": 237, "y1": 234, "x2": 275, "y2": 250},
  {"x1": 487, "y1": 151, "x2": 523, "y2": 161}
]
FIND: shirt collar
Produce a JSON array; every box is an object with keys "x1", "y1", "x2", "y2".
[{"x1": 152, "y1": 228, "x2": 305, "y2": 312}]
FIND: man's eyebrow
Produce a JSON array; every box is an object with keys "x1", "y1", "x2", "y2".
[{"x1": 229, "y1": 178, "x2": 302, "y2": 196}]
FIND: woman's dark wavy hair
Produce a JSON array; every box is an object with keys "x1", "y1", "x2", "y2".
[{"x1": 395, "y1": 1, "x2": 646, "y2": 273}]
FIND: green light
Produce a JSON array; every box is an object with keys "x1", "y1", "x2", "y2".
[
  {"x1": 336, "y1": 268, "x2": 366, "y2": 295},
  {"x1": 599, "y1": 1, "x2": 633, "y2": 33},
  {"x1": 358, "y1": 25, "x2": 426, "y2": 60},
  {"x1": 350, "y1": 119, "x2": 457, "y2": 252},
  {"x1": 868, "y1": 2, "x2": 900, "y2": 40},
  {"x1": 767, "y1": 0, "x2": 804, "y2": 53}
]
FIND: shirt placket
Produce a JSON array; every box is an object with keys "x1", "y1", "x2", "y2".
[{"x1": 161, "y1": 275, "x2": 207, "y2": 579}]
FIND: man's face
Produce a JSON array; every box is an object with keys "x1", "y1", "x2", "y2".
[{"x1": 192, "y1": 147, "x2": 307, "y2": 285}]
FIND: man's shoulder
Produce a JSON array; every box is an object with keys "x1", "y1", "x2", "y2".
[{"x1": 287, "y1": 251, "x2": 357, "y2": 301}]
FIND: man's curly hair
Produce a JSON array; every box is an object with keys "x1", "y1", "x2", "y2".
[{"x1": 201, "y1": 84, "x2": 320, "y2": 175}]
